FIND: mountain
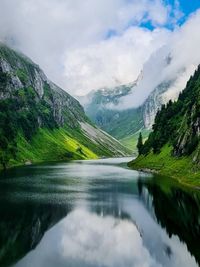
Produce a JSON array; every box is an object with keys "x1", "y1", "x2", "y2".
[
  {"x1": 0, "y1": 44, "x2": 130, "y2": 169},
  {"x1": 80, "y1": 50, "x2": 195, "y2": 152},
  {"x1": 80, "y1": 76, "x2": 178, "y2": 150},
  {"x1": 79, "y1": 82, "x2": 144, "y2": 140},
  {"x1": 129, "y1": 65, "x2": 200, "y2": 186}
]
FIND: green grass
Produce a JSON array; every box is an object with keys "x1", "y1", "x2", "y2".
[
  {"x1": 9, "y1": 128, "x2": 98, "y2": 167},
  {"x1": 128, "y1": 144, "x2": 200, "y2": 187},
  {"x1": 120, "y1": 129, "x2": 150, "y2": 152},
  {"x1": 2, "y1": 124, "x2": 130, "y2": 170}
]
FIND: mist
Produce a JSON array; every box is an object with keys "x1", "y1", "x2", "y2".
[
  {"x1": 117, "y1": 10, "x2": 200, "y2": 109},
  {"x1": 0, "y1": 1, "x2": 199, "y2": 109}
]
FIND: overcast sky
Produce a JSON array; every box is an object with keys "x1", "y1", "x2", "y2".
[{"x1": 0, "y1": 0, "x2": 200, "y2": 102}]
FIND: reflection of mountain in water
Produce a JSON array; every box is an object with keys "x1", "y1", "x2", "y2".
[
  {"x1": 139, "y1": 180, "x2": 200, "y2": 265},
  {"x1": 0, "y1": 203, "x2": 71, "y2": 267}
]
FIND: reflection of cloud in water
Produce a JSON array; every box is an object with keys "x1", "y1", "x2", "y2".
[
  {"x1": 15, "y1": 209, "x2": 161, "y2": 267},
  {"x1": 15, "y1": 208, "x2": 198, "y2": 267},
  {"x1": 122, "y1": 198, "x2": 198, "y2": 267},
  {"x1": 61, "y1": 210, "x2": 161, "y2": 267}
]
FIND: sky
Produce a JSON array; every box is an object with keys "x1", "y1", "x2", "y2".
[{"x1": 0, "y1": 0, "x2": 200, "y2": 104}]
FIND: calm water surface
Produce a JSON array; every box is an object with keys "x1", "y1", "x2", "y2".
[{"x1": 0, "y1": 158, "x2": 200, "y2": 267}]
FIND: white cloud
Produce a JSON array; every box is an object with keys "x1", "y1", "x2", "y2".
[
  {"x1": 64, "y1": 27, "x2": 170, "y2": 95},
  {"x1": 116, "y1": 9, "x2": 200, "y2": 109},
  {"x1": 15, "y1": 209, "x2": 162, "y2": 267},
  {"x1": 14, "y1": 208, "x2": 198, "y2": 267},
  {"x1": 60, "y1": 209, "x2": 161, "y2": 267},
  {"x1": 1, "y1": 0, "x2": 198, "y2": 108},
  {"x1": 0, "y1": 0, "x2": 176, "y2": 95}
]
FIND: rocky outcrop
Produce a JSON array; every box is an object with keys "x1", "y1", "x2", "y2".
[
  {"x1": 142, "y1": 81, "x2": 173, "y2": 129},
  {"x1": 0, "y1": 43, "x2": 87, "y2": 128}
]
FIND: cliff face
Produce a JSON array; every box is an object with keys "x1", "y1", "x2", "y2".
[
  {"x1": 0, "y1": 44, "x2": 130, "y2": 168},
  {"x1": 172, "y1": 70, "x2": 200, "y2": 161},
  {"x1": 0, "y1": 44, "x2": 87, "y2": 128},
  {"x1": 142, "y1": 81, "x2": 173, "y2": 129}
]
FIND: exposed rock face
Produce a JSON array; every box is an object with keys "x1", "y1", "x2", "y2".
[
  {"x1": 0, "y1": 44, "x2": 87, "y2": 128},
  {"x1": 174, "y1": 102, "x2": 200, "y2": 160},
  {"x1": 142, "y1": 81, "x2": 173, "y2": 129}
]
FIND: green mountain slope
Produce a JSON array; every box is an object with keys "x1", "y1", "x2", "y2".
[
  {"x1": 129, "y1": 66, "x2": 200, "y2": 186},
  {"x1": 81, "y1": 83, "x2": 144, "y2": 140},
  {"x1": 0, "y1": 44, "x2": 130, "y2": 169},
  {"x1": 120, "y1": 129, "x2": 150, "y2": 152}
]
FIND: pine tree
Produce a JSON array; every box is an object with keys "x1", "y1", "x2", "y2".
[{"x1": 137, "y1": 132, "x2": 143, "y2": 155}]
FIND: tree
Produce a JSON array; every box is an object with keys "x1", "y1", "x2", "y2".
[
  {"x1": 137, "y1": 132, "x2": 143, "y2": 155},
  {"x1": 0, "y1": 144, "x2": 17, "y2": 170}
]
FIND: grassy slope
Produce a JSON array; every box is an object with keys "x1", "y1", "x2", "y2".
[
  {"x1": 9, "y1": 128, "x2": 98, "y2": 167},
  {"x1": 103, "y1": 109, "x2": 143, "y2": 140},
  {"x1": 120, "y1": 129, "x2": 150, "y2": 152},
  {"x1": 9, "y1": 124, "x2": 130, "y2": 169},
  {"x1": 128, "y1": 145, "x2": 200, "y2": 187}
]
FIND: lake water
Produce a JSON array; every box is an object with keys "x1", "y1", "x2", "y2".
[{"x1": 0, "y1": 158, "x2": 200, "y2": 267}]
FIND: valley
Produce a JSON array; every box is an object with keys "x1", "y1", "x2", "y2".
[{"x1": 1, "y1": 2, "x2": 200, "y2": 266}]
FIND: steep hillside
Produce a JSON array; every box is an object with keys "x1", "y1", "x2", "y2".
[
  {"x1": 129, "y1": 66, "x2": 200, "y2": 186},
  {"x1": 0, "y1": 44, "x2": 130, "y2": 169}
]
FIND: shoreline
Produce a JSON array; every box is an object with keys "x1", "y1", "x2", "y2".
[{"x1": 128, "y1": 161, "x2": 200, "y2": 190}]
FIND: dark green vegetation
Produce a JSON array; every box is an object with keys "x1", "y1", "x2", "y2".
[
  {"x1": 130, "y1": 66, "x2": 200, "y2": 186},
  {"x1": 0, "y1": 44, "x2": 130, "y2": 169},
  {"x1": 136, "y1": 132, "x2": 143, "y2": 155}
]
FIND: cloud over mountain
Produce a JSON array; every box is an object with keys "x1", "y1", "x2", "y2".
[{"x1": 0, "y1": 0, "x2": 180, "y2": 96}]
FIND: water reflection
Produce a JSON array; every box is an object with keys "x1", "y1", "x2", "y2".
[
  {"x1": 0, "y1": 203, "x2": 71, "y2": 267},
  {"x1": 139, "y1": 180, "x2": 200, "y2": 265},
  {"x1": 0, "y1": 158, "x2": 199, "y2": 267}
]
